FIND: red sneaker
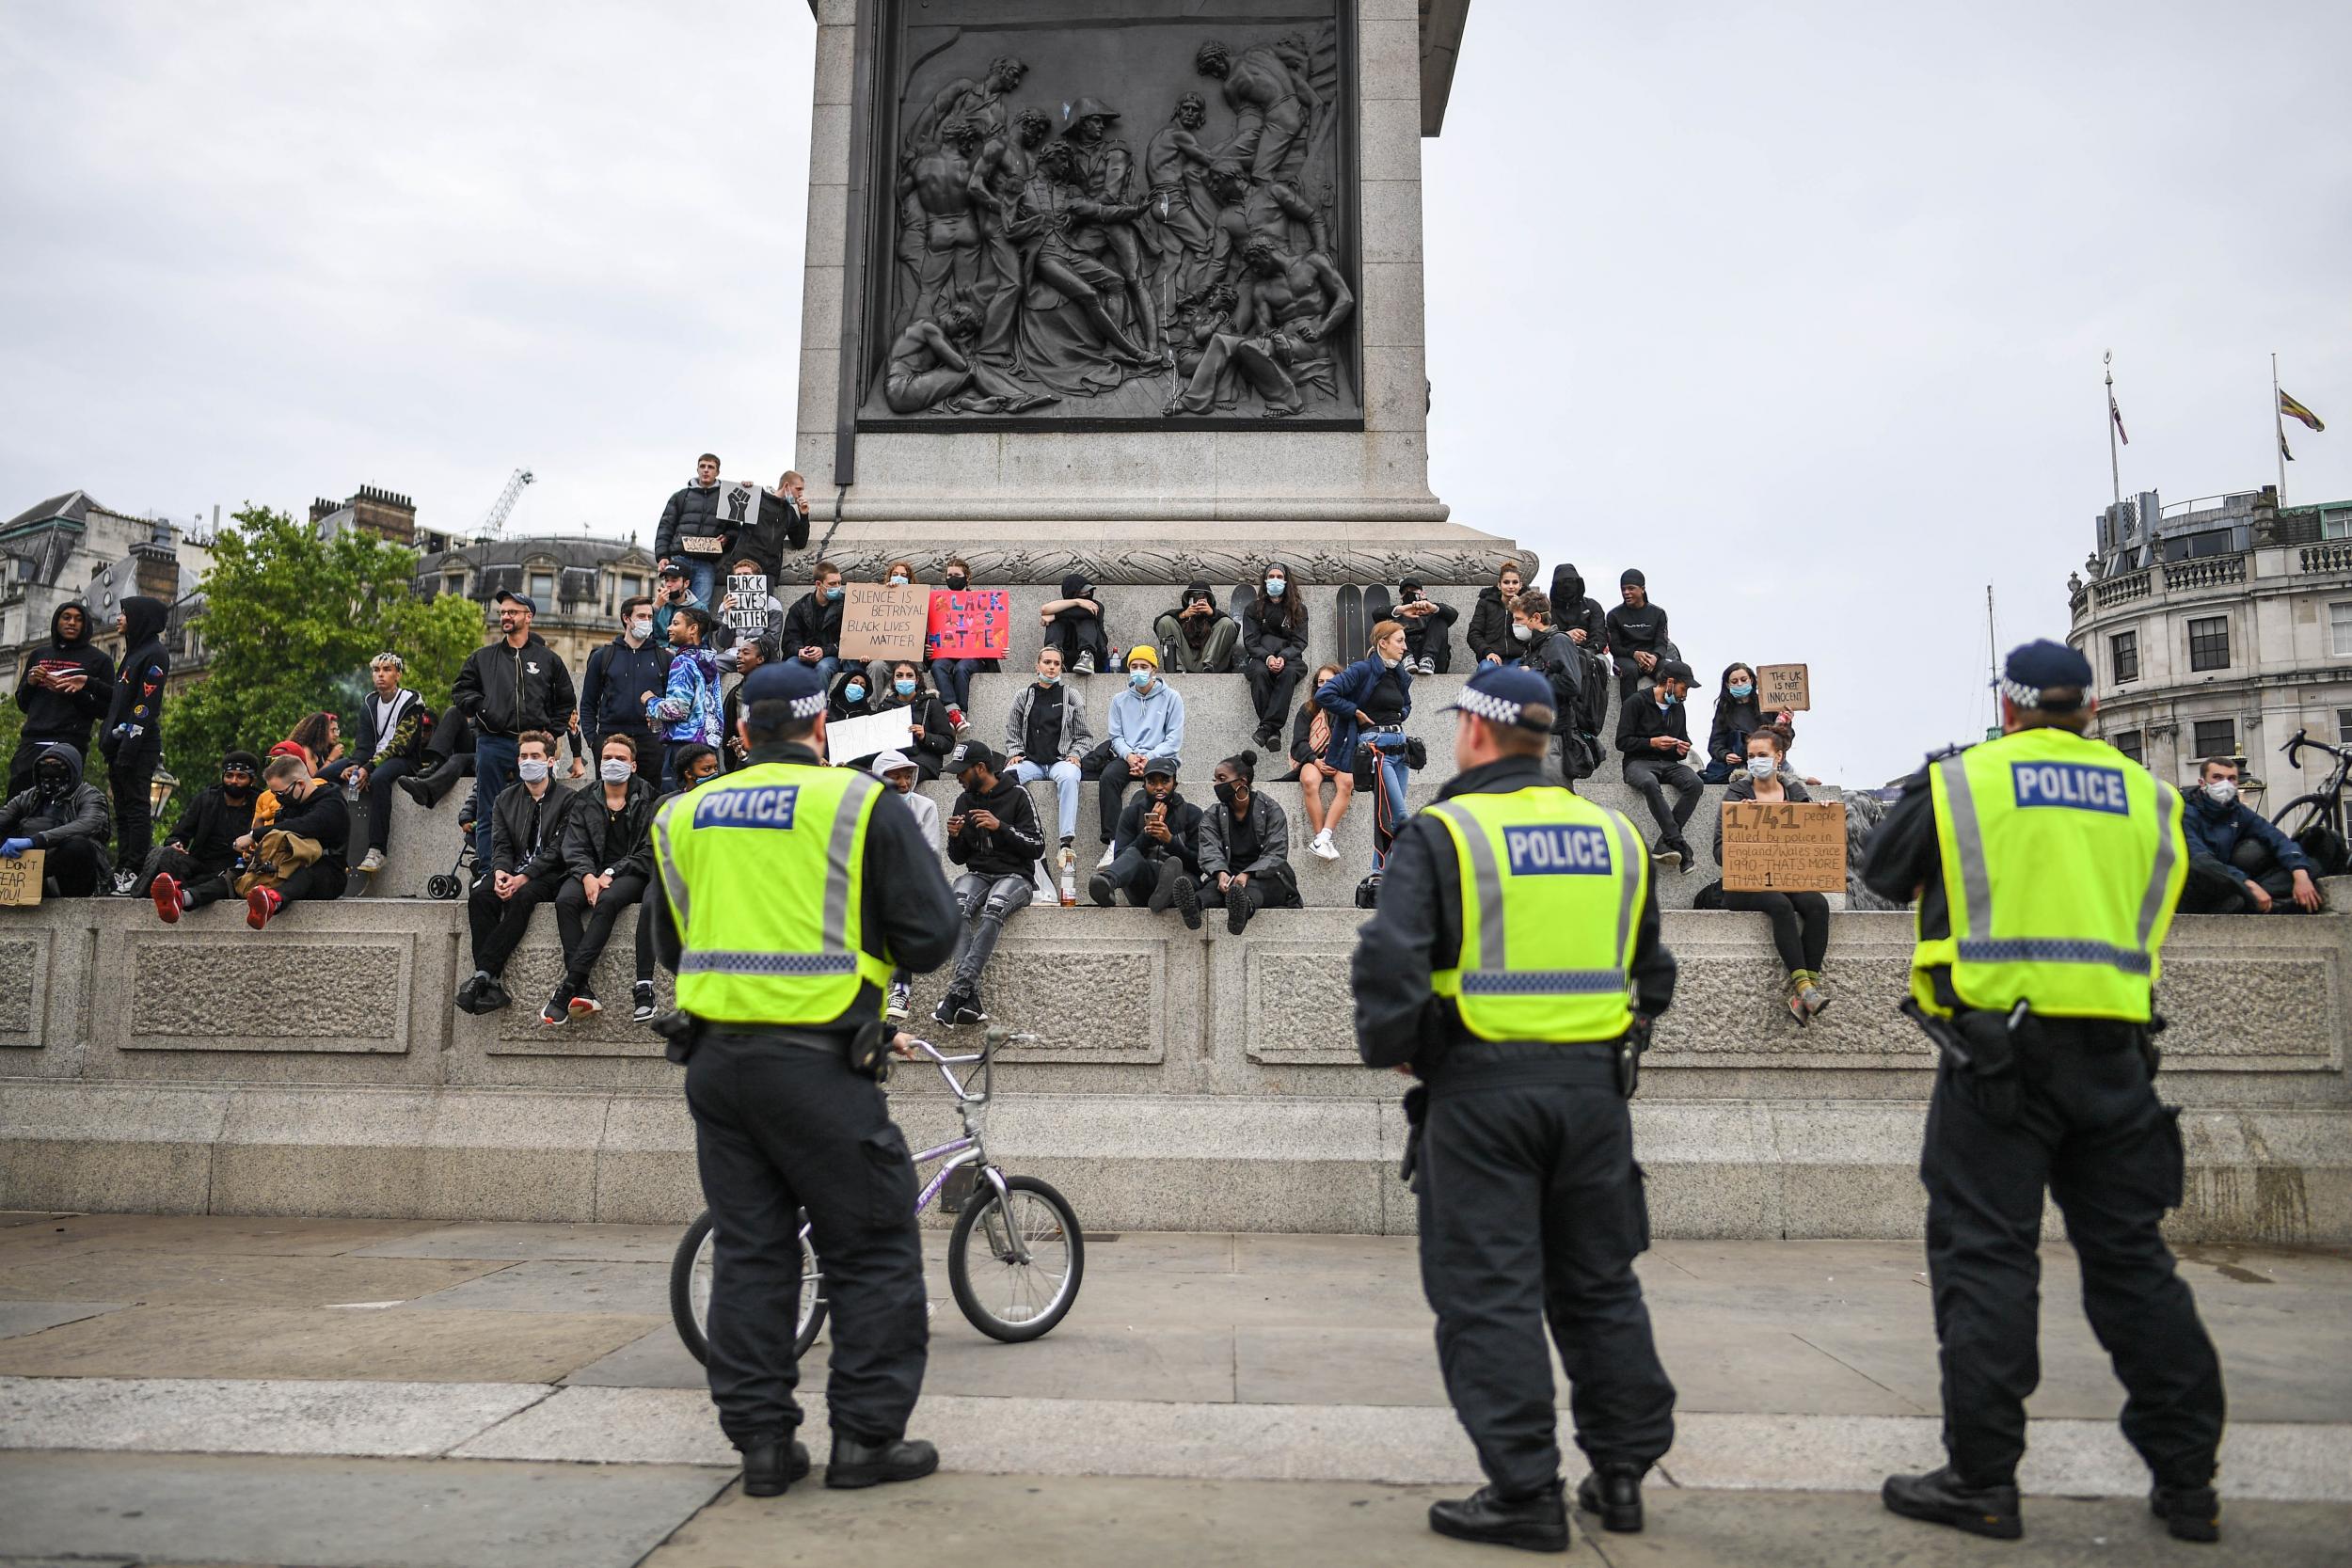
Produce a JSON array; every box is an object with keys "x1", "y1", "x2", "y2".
[
  {"x1": 151, "y1": 872, "x2": 183, "y2": 925},
  {"x1": 246, "y1": 885, "x2": 283, "y2": 929}
]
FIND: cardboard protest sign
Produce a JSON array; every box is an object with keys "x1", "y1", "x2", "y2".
[
  {"x1": 825, "y1": 706, "x2": 914, "y2": 766},
  {"x1": 1719, "y1": 800, "x2": 1846, "y2": 894},
  {"x1": 926, "y1": 589, "x2": 1011, "y2": 661},
  {"x1": 839, "y1": 583, "x2": 929, "y2": 662},
  {"x1": 1756, "y1": 664, "x2": 1810, "y2": 712},
  {"x1": 723, "y1": 574, "x2": 770, "y2": 637},
  {"x1": 0, "y1": 848, "x2": 45, "y2": 907}
]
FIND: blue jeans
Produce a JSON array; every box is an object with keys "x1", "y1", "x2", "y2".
[
  {"x1": 933, "y1": 657, "x2": 982, "y2": 712},
  {"x1": 798, "y1": 655, "x2": 840, "y2": 687},
  {"x1": 678, "y1": 559, "x2": 719, "y2": 608},
  {"x1": 1012, "y1": 758, "x2": 1081, "y2": 841},
  {"x1": 471, "y1": 734, "x2": 519, "y2": 869},
  {"x1": 1368, "y1": 731, "x2": 1411, "y2": 870}
]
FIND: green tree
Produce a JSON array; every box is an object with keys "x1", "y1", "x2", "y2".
[{"x1": 166, "y1": 504, "x2": 483, "y2": 799}]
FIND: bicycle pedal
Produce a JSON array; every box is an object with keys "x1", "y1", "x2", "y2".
[{"x1": 941, "y1": 1164, "x2": 979, "y2": 1214}]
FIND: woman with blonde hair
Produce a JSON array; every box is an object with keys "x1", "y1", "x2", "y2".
[{"x1": 1286, "y1": 661, "x2": 1350, "y2": 860}]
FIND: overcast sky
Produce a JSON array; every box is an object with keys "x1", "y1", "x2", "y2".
[{"x1": 3, "y1": 1, "x2": 2345, "y2": 784}]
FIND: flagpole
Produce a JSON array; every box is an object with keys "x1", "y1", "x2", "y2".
[
  {"x1": 2273, "y1": 352, "x2": 2289, "y2": 506},
  {"x1": 2105, "y1": 351, "x2": 2121, "y2": 507}
]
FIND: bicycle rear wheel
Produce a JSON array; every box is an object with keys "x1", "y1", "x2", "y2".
[
  {"x1": 669, "y1": 1209, "x2": 827, "y2": 1366},
  {"x1": 947, "y1": 1173, "x2": 1084, "y2": 1343},
  {"x1": 2271, "y1": 793, "x2": 2340, "y2": 844}
]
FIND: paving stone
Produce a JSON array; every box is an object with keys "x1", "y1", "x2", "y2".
[
  {"x1": 399, "y1": 1259, "x2": 672, "y2": 1316},
  {"x1": 0, "y1": 1251, "x2": 511, "y2": 1307},
  {"x1": 0, "y1": 1373, "x2": 547, "y2": 1458},
  {"x1": 0, "y1": 1212, "x2": 432, "y2": 1257},
  {"x1": 354, "y1": 1220, "x2": 683, "y2": 1262},
  {"x1": 0, "y1": 1299, "x2": 130, "y2": 1339}
]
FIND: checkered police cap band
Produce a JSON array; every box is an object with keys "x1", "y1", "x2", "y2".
[
  {"x1": 1454, "y1": 685, "x2": 1554, "y2": 732},
  {"x1": 1996, "y1": 677, "x2": 2081, "y2": 713},
  {"x1": 791, "y1": 691, "x2": 827, "y2": 720}
]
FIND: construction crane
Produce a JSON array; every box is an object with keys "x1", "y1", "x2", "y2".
[{"x1": 475, "y1": 467, "x2": 535, "y2": 542}]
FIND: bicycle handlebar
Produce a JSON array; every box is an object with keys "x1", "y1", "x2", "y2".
[{"x1": 894, "y1": 1030, "x2": 1041, "y2": 1104}]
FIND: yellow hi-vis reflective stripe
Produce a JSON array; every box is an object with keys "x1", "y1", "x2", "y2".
[
  {"x1": 1912, "y1": 729, "x2": 2184, "y2": 1022},
  {"x1": 1425, "y1": 788, "x2": 1645, "y2": 1043}
]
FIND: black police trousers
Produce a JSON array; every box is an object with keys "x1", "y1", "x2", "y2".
[
  {"x1": 1418, "y1": 1064, "x2": 1677, "y2": 1497},
  {"x1": 1920, "y1": 1022, "x2": 2224, "y2": 1489},
  {"x1": 684, "y1": 1029, "x2": 928, "y2": 1450}
]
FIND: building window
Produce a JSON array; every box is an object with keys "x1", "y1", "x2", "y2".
[
  {"x1": 529, "y1": 572, "x2": 555, "y2": 604},
  {"x1": 2332, "y1": 602, "x2": 2352, "y2": 658},
  {"x1": 2110, "y1": 729, "x2": 2144, "y2": 764},
  {"x1": 2325, "y1": 510, "x2": 2352, "y2": 541},
  {"x1": 2186, "y1": 615, "x2": 2230, "y2": 672},
  {"x1": 2109, "y1": 629, "x2": 2138, "y2": 684},
  {"x1": 2191, "y1": 719, "x2": 2235, "y2": 762},
  {"x1": 444, "y1": 572, "x2": 465, "y2": 597},
  {"x1": 2338, "y1": 708, "x2": 2352, "y2": 746}
]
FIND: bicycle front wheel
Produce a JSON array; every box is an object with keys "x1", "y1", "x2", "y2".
[
  {"x1": 947, "y1": 1173, "x2": 1085, "y2": 1343},
  {"x1": 2271, "y1": 793, "x2": 2339, "y2": 845},
  {"x1": 669, "y1": 1209, "x2": 828, "y2": 1367}
]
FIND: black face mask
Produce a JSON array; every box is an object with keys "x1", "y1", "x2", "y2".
[
  {"x1": 1214, "y1": 781, "x2": 1242, "y2": 807},
  {"x1": 946, "y1": 575, "x2": 970, "y2": 592},
  {"x1": 36, "y1": 769, "x2": 70, "y2": 797}
]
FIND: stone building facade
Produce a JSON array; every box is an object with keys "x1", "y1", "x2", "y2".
[
  {"x1": 2069, "y1": 484, "x2": 2352, "y2": 797},
  {"x1": 413, "y1": 533, "x2": 661, "y2": 674},
  {"x1": 0, "y1": 489, "x2": 213, "y2": 684}
]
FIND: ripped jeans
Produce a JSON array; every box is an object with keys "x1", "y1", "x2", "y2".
[{"x1": 949, "y1": 871, "x2": 1031, "y2": 991}]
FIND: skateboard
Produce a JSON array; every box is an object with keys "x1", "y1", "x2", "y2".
[
  {"x1": 1360, "y1": 584, "x2": 1394, "y2": 645},
  {"x1": 1225, "y1": 580, "x2": 1255, "y2": 669},
  {"x1": 1335, "y1": 584, "x2": 1364, "y2": 663}
]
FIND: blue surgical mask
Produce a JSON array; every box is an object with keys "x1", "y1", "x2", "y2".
[
  {"x1": 1038, "y1": 672, "x2": 1060, "y2": 687},
  {"x1": 895, "y1": 677, "x2": 915, "y2": 697},
  {"x1": 888, "y1": 574, "x2": 909, "y2": 586},
  {"x1": 1264, "y1": 578, "x2": 1285, "y2": 597},
  {"x1": 1745, "y1": 754, "x2": 1774, "y2": 780},
  {"x1": 845, "y1": 682, "x2": 866, "y2": 704},
  {"x1": 823, "y1": 584, "x2": 842, "y2": 601},
  {"x1": 1129, "y1": 669, "x2": 1152, "y2": 689},
  {"x1": 1657, "y1": 690, "x2": 1677, "y2": 708},
  {"x1": 1729, "y1": 681, "x2": 1754, "y2": 699}
]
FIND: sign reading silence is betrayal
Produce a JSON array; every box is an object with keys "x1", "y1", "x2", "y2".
[
  {"x1": 1719, "y1": 800, "x2": 1846, "y2": 894},
  {"x1": 1756, "y1": 664, "x2": 1810, "y2": 712},
  {"x1": 839, "y1": 583, "x2": 929, "y2": 662},
  {"x1": 926, "y1": 590, "x2": 1011, "y2": 661}
]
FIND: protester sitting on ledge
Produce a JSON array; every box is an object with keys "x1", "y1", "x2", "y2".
[
  {"x1": 1198, "y1": 750, "x2": 1296, "y2": 934},
  {"x1": 866, "y1": 660, "x2": 954, "y2": 780},
  {"x1": 1714, "y1": 723, "x2": 1831, "y2": 1022},
  {"x1": 144, "y1": 750, "x2": 261, "y2": 922},
  {"x1": 237, "y1": 752, "x2": 351, "y2": 930},
  {"x1": 287, "y1": 710, "x2": 347, "y2": 784},
  {"x1": 1153, "y1": 579, "x2": 1240, "y2": 673},
  {"x1": 857, "y1": 559, "x2": 926, "y2": 700},
  {"x1": 0, "y1": 741, "x2": 111, "y2": 897},
  {"x1": 1040, "y1": 573, "x2": 1111, "y2": 676},
  {"x1": 543, "y1": 732, "x2": 663, "y2": 1026},
  {"x1": 827, "y1": 663, "x2": 879, "y2": 724},
  {"x1": 1243, "y1": 561, "x2": 1310, "y2": 751},
  {"x1": 348, "y1": 653, "x2": 427, "y2": 872},
  {"x1": 1005, "y1": 643, "x2": 1092, "y2": 852},
  {"x1": 1288, "y1": 661, "x2": 1350, "y2": 862},
  {"x1": 781, "y1": 559, "x2": 847, "y2": 685},
  {"x1": 2178, "y1": 755, "x2": 2324, "y2": 914},
  {"x1": 1616, "y1": 657, "x2": 1701, "y2": 871},
  {"x1": 1394, "y1": 578, "x2": 1457, "y2": 675},
  {"x1": 1092, "y1": 754, "x2": 1204, "y2": 929},
  {"x1": 1098, "y1": 645, "x2": 1184, "y2": 867},
  {"x1": 1465, "y1": 560, "x2": 1522, "y2": 669},
  {"x1": 1699, "y1": 663, "x2": 1798, "y2": 785},
  {"x1": 871, "y1": 747, "x2": 943, "y2": 1022},
  {"x1": 719, "y1": 555, "x2": 786, "y2": 642},
  {"x1": 455, "y1": 730, "x2": 577, "y2": 1015},
  {"x1": 1605, "y1": 568, "x2": 1672, "y2": 703},
  {"x1": 940, "y1": 741, "x2": 1045, "y2": 1028},
  {"x1": 930, "y1": 556, "x2": 996, "y2": 733}
]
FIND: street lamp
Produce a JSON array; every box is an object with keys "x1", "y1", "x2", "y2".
[{"x1": 149, "y1": 768, "x2": 179, "y2": 818}]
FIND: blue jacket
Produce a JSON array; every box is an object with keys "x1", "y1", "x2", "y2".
[
  {"x1": 580, "y1": 634, "x2": 673, "y2": 741},
  {"x1": 1108, "y1": 677, "x2": 1185, "y2": 758},
  {"x1": 1314, "y1": 656, "x2": 1414, "y2": 770},
  {"x1": 649, "y1": 647, "x2": 723, "y2": 746},
  {"x1": 2183, "y1": 794, "x2": 2314, "y2": 883}
]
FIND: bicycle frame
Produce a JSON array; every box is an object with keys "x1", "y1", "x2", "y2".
[{"x1": 850, "y1": 1028, "x2": 1040, "y2": 1262}]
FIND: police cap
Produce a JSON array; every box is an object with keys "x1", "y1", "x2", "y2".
[
  {"x1": 740, "y1": 659, "x2": 829, "y2": 721},
  {"x1": 1997, "y1": 639, "x2": 2093, "y2": 712},
  {"x1": 1443, "y1": 665, "x2": 1554, "y2": 733}
]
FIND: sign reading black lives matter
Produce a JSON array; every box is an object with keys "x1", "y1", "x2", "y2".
[
  {"x1": 857, "y1": 0, "x2": 1360, "y2": 430},
  {"x1": 723, "y1": 575, "x2": 769, "y2": 637}
]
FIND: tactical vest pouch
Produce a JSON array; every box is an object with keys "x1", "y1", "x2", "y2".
[
  {"x1": 849, "y1": 1018, "x2": 895, "y2": 1083},
  {"x1": 651, "y1": 1009, "x2": 702, "y2": 1067},
  {"x1": 1397, "y1": 1083, "x2": 1429, "y2": 1188},
  {"x1": 1953, "y1": 1007, "x2": 2021, "y2": 1124}
]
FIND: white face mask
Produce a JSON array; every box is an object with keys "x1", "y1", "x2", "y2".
[
  {"x1": 628, "y1": 619, "x2": 653, "y2": 641},
  {"x1": 601, "y1": 758, "x2": 635, "y2": 784},
  {"x1": 1746, "y1": 754, "x2": 1775, "y2": 780},
  {"x1": 1511, "y1": 623, "x2": 1534, "y2": 643},
  {"x1": 516, "y1": 757, "x2": 551, "y2": 784},
  {"x1": 2204, "y1": 780, "x2": 2237, "y2": 807}
]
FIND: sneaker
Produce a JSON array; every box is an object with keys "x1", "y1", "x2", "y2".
[
  {"x1": 1796, "y1": 971, "x2": 1829, "y2": 1020},
  {"x1": 151, "y1": 871, "x2": 184, "y2": 925},
  {"x1": 1419, "y1": 656, "x2": 1438, "y2": 675},
  {"x1": 477, "y1": 977, "x2": 512, "y2": 1013},
  {"x1": 932, "y1": 990, "x2": 963, "y2": 1028},
  {"x1": 1653, "y1": 839, "x2": 1684, "y2": 869},
  {"x1": 455, "y1": 971, "x2": 490, "y2": 1014},
  {"x1": 358, "y1": 847, "x2": 386, "y2": 874},
  {"x1": 111, "y1": 867, "x2": 138, "y2": 897},
  {"x1": 568, "y1": 988, "x2": 601, "y2": 1020},
  {"x1": 885, "y1": 981, "x2": 911, "y2": 1021},
  {"x1": 1669, "y1": 841, "x2": 1696, "y2": 875},
  {"x1": 1252, "y1": 725, "x2": 1279, "y2": 751},
  {"x1": 953, "y1": 990, "x2": 987, "y2": 1026},
  {"x1": 1172, "y1": 872, "x2": 1202, "y2": 931},
  {"x1": 1096, "y1": 843, "x2": 1116, "y2": 870},
  {"x1": 1308, "y1": 829, "x2": 1340, "y2": 862},
  {"x1": 539, "y1": 989, "x2": 573, "y2": 1026},
  {"x1": 1088, "y1": 872, "x2": 1116, "y2": 908},
  {"x1": 632, "y1": 981, "x2": 658, "y2": 1023},
  {"x1": 1073, "y1": 652, "x2": 1095, "y2": 675},
  {"x1": 245, "y1": 885, "x2": 283, "y2": 930},
  {"x1": 946, "y1": 705, "x2": 970, "y2": 735}
]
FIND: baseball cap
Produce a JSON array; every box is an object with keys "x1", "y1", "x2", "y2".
[
  {"x1": 1654, "y1": 658, "x2": 1695, "y2": 686},
  {"x1": 1142, "y1": 753, "x2": 1180, "y2": 780},
  {"x1": 739, "y1": 659, "x2": 828, "y2": 720},
  {"x1": 660, "y1": 561, "x2": 690, "y2": 579},
  {"x1": 1443, "y1": 665, "x2": 1555, "y2": 733},
  {"x1": 494, "y1": 590, "x2": 536, "y2": 613},
  {"x1": 947, "y1": 740, "x2": 1001, "y2": 777},
  {"x1": 1998, "y1": 639, "x2": 2093, "y2": 711}
]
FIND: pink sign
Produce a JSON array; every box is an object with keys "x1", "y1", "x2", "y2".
[{"x1": 926, "y1": 589, "x2": 1010, "y2": 660}]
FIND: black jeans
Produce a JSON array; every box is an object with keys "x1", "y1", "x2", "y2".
[
  {"x1": 2178, "y1": 840, "x2": 2300, "y2": 914},
  {"x1": 1419, "y1": 1067, "x2": 1677, "y2": 1497},
  {"x1": 1920, "y1": 1024, "x2": 2224, "y2": 1488},
  {"x1": 1102, "y1": 846, "x2": 1181, "y2": 906},
  {"x1": 1042, "y1": 609, "x2": 1109, "y2": 668},
  {"x1": 1246, "y1": 657, "x2": 1304, "y2": 736},
  {"x1": 686, "y1": 1030, "x2": 928, "y2": 1449},
  {"x1": 1403, "y1": 620, "x2": 1453, "y2": 672},
  {"x1": 1622, "y1": 757, "x2": 1702, "y2": 847},
  {"x1": 1097, "y1": 758, "x2": 1145, "y2": 843},
  {"x1": 105, "y1": 744, "x2": 158, "y2": 877},
  {"x1": 137, "y1": 846, "x2": 233, "y2": 904},
  {"x1": 40, "y1": 836, "x2": 108, "y2": 897},
  {"x1": 553, "y1": 872, "x2": 653, "y2": 990},
  {"x1": 1722, "y1": 889, "x2": 1830, "y2": 974},
  {"x1": 467, "y1": 874, "x2": 560, "y2": 976},
  {"x1": 361, "y1": 757, "x2": 418, "y2": 853},
  {"x1": 196, "y1": 860, "x2": 342, "y2": 912}
]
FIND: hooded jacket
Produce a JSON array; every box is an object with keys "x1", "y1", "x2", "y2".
[
  {"x1": 1546, "y1": 564, "x2": 1610, "y2": 653},
  {"x1": 167, "y1": 761, "x2": 261, "y2": 874},
  {"x1": 580, "y1": 632, "x2": 673, "y2": 740},
  {"x1": 653, "y1": 479, "x2": 727, "y2": 563},
  {"x1": 1004, "y1": 677, "x2": 1095, "y2": 764},
  {"x1": 102, "y1": 594, "x2": 170, "y2": 757},
  {"x1": 15, "y1": 603, "x2": 115, "y2": 743},
  {"x1": 559, "y1": 772, "x2": 660, "y2": 880},
  {"x1": 1466, "y1": 585, "x2": 1518, "y2": 666},
  {"x1": 353, "y1": 684, "x2": 426, "y2": 769},
  {"x1": 782, "y1": 589, "x2": 845, "y2": 660},
  {"x1": 452, "y1": 632, "x2": 577, "y2": 737},
  {"x1": 1111, "y1": 784, "x2": 1204, "y2": 870},
  {"x1": 2184, "y1": 791, "x2": 2316, "y2": 884},
  {"x1": 650, "y1": 644, "x2": 723, "y2": 745},
  {"x1": 1241, "y1": 566, "x2": 1310, "y2": 665},
  {"x1": 0, "y1": 742, "x2": 111, "y2": 865},
  {"x1": 946, "y1": 768, "x2": 1047, "y2": 879}
]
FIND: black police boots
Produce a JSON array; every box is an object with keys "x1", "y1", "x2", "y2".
[
  {"x1": 740, "y1": 1436, "x2": 810, "y2": 1497},
  {"x1": 1881, "y1": 1465, "x2": 2023, "y2": 1540},
  {"x1": 824, "y1": 1433, "x2": 940, "y2": 1490},
  {"x1": 2152, "y1": 1482, "x2": 2222, "y2": 1544},
  {"x1": 1427, "y1": 1481, "x2": 1569, "y2": 1553},
  {"x1": 1576, "y1": 1463, "x2": 1645, "y2": 1532}
]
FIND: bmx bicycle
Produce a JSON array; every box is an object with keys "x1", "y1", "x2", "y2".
[{"x1": 670, "y1": 1027, "x2": 1083, "y2": 1361}]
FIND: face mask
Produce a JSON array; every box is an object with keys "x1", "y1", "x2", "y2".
[
  {"x1": 601, "y1": 758, "x2": 634, "y2": 784},
  {"x1": 1657, "y1": 690, "x2": 1678, "y2": 708},
  {"x1": 1729, "y1": 681, "x2": 1754, "y2": 699},
  {"x1": 1746, "y1": 755, "x2": 1775, "y2": 780},
  {"x1": 629, "y1": 619, "x2": 653, "y2": 641},
  {"x1": 888, "y1": 574, "x2": 909, "y2": 587},
  {"x1": 516, "y1": 758, "x2": 551, "y2": 784},
  {"x1": 1380, "y1": 655, "x2": 1401, "y2": 670},
  {"x1": 1264, "y1": 578, "x2": 1285, "y2": 597},
  {"x1": 1130, "y1": 669, "x2": 1153, "y2": 689},
  {"x1": 823, "y1": 584, "x2": 843, "y2": 601},
  {"x1": 2204, "y1": 780, "x2": 2237, "y2": 807},
  {"x1": 1214, "y1": 780, "x2": 1241, "y2": 806},
  {"x1": 37, "y1": 770, "x2": 69, "y2": 796},
  {"x1": 1511, "y1": 624, "x2": 1534, "y2": 643},
  {"x1": 844, "y1": 683, "x2": 866, "y2": 704},
  {"x1": 946, "y1": 575, "x2": 969, "y2": 591},
  {"x1": 1037, "y1": 672, "x2": 1060, "y2": 687},
  {"x1": 895, "y1": 677, "x2": 916, "y2": 697}
]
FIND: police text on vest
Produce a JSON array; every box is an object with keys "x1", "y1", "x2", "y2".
[
  {"x1": 1503, "y1": 824, "x2": 1613, "y2": 875},
  {"x1": 2010, "y1": 763, "x2": 2128, "y2": 816},
  {"x1": 693, "y1": 785, "x2": 801, "y2": 829}
]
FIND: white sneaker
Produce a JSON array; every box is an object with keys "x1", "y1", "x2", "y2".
[
  {"x1": 1309, "y1": 829, "x2": 1340, "y2": 862},
  {"x1": 358, "y1": 848, "x2": 386, "y2": 873},
  {"x1": 1097, "y1": 844, "x2": 1116, "y2": 869},
  {"x1": 885, "y1": 981, "x2": 911, "y2": 1021},
  {"x1": 1073, "y1": 652, "x2": 1096, "y2": 675}
]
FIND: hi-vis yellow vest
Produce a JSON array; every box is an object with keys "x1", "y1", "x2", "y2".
[
  {"x1": 1915, "y1": 727, "x2": 2185, "y2": 1022},
  {"x1": 649, "y1": 761, "x2": 894, "y2": 1025},
  {"x1": 1423, "y1": 786, "x2": 1648, "y2": 1043}
]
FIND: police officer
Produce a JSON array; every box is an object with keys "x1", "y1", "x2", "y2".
[
  {"x1": 1864, "y1": 641, "x2": 2224, "y2": 1544},
  {"x1": 1351, "y1": 665, "x2": 1677, "y2": 1553},
  {"x1": 648, "y1": 659, "x2": 960, "y2": 1497}
]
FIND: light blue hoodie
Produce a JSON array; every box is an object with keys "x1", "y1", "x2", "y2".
[{"x1": 1108, "y1": 676, "x2": 1184, "y2": 758}]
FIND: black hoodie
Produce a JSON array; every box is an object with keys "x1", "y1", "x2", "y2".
[
  {"x1": 1546, "y1": 565, "x2": 1609, "y2": 653},
  {"x1": 1466, "y1": 585, "x2": 1517, "y2": 665},
  {"x1": 103, "y1": 594, "x2": 171, "y2": 758},
  {"x1": 946, "y1": 769, "x2": 1046, "y2": 879},
  {"x1": 15, "y1": 603, "x2": 115, "y2": 744},
  {"x1": 0, "y1": 741, "x2": 112, "y2": 865}
]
